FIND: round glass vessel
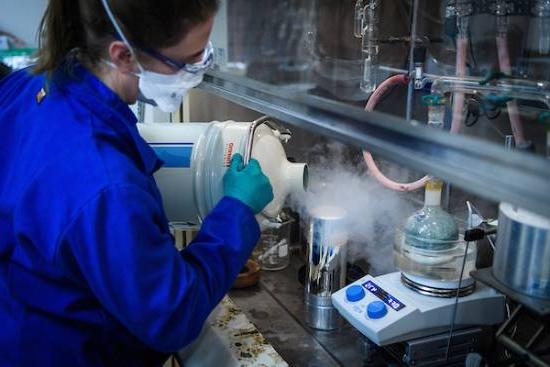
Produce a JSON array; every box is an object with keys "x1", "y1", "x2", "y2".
[
  {"x1": 395, "y1": 179, "x2": 477, "y2": 296},
  {"x1": 394, "y1": 231, "x2": 477, "y2": 288}
]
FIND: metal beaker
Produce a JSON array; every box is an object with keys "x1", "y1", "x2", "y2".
[{"x1": 304, "y1": 206, "x2": 348, "y2": 330}]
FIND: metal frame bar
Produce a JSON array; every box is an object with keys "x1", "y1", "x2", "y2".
[
  {"x1": 199, "y1": 70, "x2": 550, "y2": 218},
  {"x1": 494, "y1": 304, "x2": 550, "y2": 367}
]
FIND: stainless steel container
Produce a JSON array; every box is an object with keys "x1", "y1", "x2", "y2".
[
  {"x1": 493, "y1": 203, "x2": 550, "y2": 299},
  {"x1": 304, "y1": 206, "x2": 348, "y2": 330}
]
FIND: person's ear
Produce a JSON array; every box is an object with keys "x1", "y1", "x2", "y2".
[{"x1": 107, "y1": 41, "x2": 136, "y2": 73}]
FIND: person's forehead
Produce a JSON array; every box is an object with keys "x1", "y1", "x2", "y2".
[{"x1": 160, "y1": 16, "x2": 214, "y2": 61}]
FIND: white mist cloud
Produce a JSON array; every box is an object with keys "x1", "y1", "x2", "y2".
[{"x1": 290, "y1": 142, "x2": 416, "y2": 275}]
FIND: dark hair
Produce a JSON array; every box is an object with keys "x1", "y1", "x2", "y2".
[
  {"x1": 0, "y1": 62, "x2": 12, "y2": 81},
  {"x1": 34, "y1": 0, "x2": 218, "y2": 75}
]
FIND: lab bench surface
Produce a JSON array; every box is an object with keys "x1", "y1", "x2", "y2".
[{"x1": 228, "y1": 257, "x2": 394, "y2": 367}]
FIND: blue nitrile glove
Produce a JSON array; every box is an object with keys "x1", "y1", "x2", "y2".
[{"x1": 223, "y1": 153, "x2": 274, "y2": 214}]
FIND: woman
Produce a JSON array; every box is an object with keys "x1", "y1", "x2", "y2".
[{"x1": 0, "y1": 0, "x2": 273, "y2": 366}]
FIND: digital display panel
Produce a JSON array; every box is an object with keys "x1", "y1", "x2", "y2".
[{"x1": 362, "y1": 280, "x2": 406, "y2": 311}]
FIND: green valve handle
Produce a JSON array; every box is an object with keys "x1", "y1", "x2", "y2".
[
  {"x1": 539, "y1": 111, "x2": 550, "y2": 125},
  {"x1": 484, "y1": 94, "x2": 513, "y2": 107},
  {"x1": 422, "y1": 94, "x2": 447, "y2": 106},
  {"x1": 479, "y1": 69, "x2": 511, "y2": 85}
]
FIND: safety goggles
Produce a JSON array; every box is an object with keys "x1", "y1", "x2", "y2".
[
  {"x1": 114, "y1": 33, "x2": 214, "y2": 74},
  {"x1": 134, "y1": 40, "x2": 214, "y2": 74}
]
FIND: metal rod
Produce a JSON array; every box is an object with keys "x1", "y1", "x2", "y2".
[
  {"x1": 378, "y1": 65, "x2": 408, "y2": 74},
  {"x1": 405, "y1": 0, "x2": 419, "y2": 122},
  {"x1": 243, "y1": 115, "x2": 271, "y2": 165},
  {"x1": 498, "y1": 334, "x2": 550, "y2": 367},
  {"x1": 444, "y1": 240, "x2": 471, "y2": 361},
  {"x1": 496, "y1": 304, "x2": 522, "y2": 337},
  {"x1": 526, "y1": 325, "x2": 545, "y2": 349}
]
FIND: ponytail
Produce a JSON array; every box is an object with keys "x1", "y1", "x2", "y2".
[{"x1": 34, "y1": 0, "x2": 83, "y2": 75}]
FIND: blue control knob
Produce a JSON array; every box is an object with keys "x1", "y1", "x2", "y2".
[
  {"x1": 367, "y1": 301, "x2": 387, "y2": 319},
  {"x1": 346, "y1": 285, "x2": 365, "y2": 302}
]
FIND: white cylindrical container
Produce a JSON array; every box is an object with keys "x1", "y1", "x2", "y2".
[
  {"x1": 137, "y1": 121, "x2": 308, "y2": 227},
  {"x1": 493, "y1": 203, "x2": 550, "y2": 299}
]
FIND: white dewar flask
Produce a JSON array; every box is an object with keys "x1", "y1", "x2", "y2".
[{"x1": 137, "y1": 118, "x2": 308, "y2": 227}]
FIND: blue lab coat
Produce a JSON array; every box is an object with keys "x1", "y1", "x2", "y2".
[{"x1": 0, "y1": 60, "x2": 260, "y2": 366}]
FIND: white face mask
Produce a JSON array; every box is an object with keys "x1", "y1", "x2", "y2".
[
  {"x1": 135, "y1": 62, "x2": 205, "y2": 113},
  {"x1": 100, "y1": 0, "x2": 212, "y2": 113}
]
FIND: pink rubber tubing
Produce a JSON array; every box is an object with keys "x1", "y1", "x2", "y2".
[
  {"x1": 496, "y1": 34, "x2": 526, "y2": 145},
  {"x1": 362, "y1": 38, "x2": 468, "y2": 191},
  {"x1": 362, "y1": 74, "x2": 429, "y2": 191}
]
